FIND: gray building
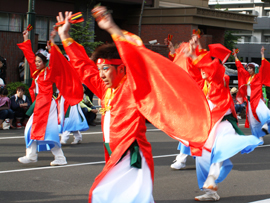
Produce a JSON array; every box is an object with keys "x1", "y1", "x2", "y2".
[{"x1": 209, "y1": 0, "x2": 270, "y2": 64}]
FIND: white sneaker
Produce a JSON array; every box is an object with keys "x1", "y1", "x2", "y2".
[
  {"x1": 170, "y1": 160, "x2": 186, "y2": 170},
  {"x1": 203, "y1": 176, "x2": 218, "y2": 191},
  {"x1": 50, "y1": 159, "x2": 67, "y2": 166},
  {"x1": 261, "y1": 123, "x2": 269, "y2": 134},
  {"x1": 71, "y1": 137, "x2": 82, "y2": 144},
  {"x1": 195, "y1": 190, "x2": 220, "y2": 201},
  {"x1": 18, "y1": 156, "x2": 37, "y2": 164},
  {"x1": 2, "y1": 121, "x2": 10, "y2": 130},
  {"x1": 60, "y1": 131, "x2": 70, "y2": 144},
  {"x1": 237, "y1": 115, "x2": 241, "y2": 120}
]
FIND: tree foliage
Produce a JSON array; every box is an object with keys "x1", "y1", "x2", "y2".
[
  {"x1": 224, "y1": 30, "x2": 241, "y2": 61},
  {"x1": 70, "y1": 17, "x2": 103, "y2": 55}
]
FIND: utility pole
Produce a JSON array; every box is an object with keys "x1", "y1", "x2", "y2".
[
  {"x1": 138, "y1": 0, "x2": 145, "y2": 37},
  {"x1": 24, "y1": 0, "x2": 36, "y2": 87}
]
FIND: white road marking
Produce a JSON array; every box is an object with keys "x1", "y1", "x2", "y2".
[
  {"x1": 0, "y1": 128, "x2": 161, "y2": 139},
  {"x1": 0, "y1": 154, "x2": 178, "y2": 174},
  {"x1": 249, "y1": 199, "x2": 270, "y2": 203}
]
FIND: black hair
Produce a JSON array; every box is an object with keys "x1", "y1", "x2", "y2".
[
  {"x1": 0, "y1": 56, "x2": 6, "y2": 67},
  {"x1": 2, "y1": 88, "x2": 8, "y2": 96},
  {"x1": 36, "y1": 53, "x2": 48, "y2": 64},
  {"x1": 91, "y1": 43, "x2": 121, "y2": 63},
  {"x1": 16, "y1": 86, "x2": 25, "y2": 92}
]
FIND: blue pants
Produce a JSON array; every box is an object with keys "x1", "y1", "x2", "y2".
[{"x1": 0, "y1": 109, "x2": 14, "y2": 120}]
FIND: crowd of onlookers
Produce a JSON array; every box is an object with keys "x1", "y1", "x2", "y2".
[
  {"x1": 0, "y1": 86, "x2": 31, "y2": 130},
  {"x1": 0, "y1": 53, "x2": 100, "y2": 130}
]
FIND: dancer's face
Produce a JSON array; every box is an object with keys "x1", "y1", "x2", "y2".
[
  {"x1": 247, "y1": 66, "x2": 255, "y2": 76},
  {"x1": 35, "y1": 56, "x2": 45, "y2": 70},
  {"x1": 98, "y1": 64, "x2": 125, "y2": 88}
]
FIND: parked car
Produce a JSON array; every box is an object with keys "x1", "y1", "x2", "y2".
[{"x1": 224, "y1": 62, "x2": 247, "y2": 87}]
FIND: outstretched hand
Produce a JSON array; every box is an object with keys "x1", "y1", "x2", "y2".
[
  {"x1": 183, "y1": 37, "x2": 197, "y2": 60},
  {"x1": 164, "y1": 38, "x2": 175, "y2": 54},
  {"x1": 191, "y1": 34, "x2": 202, "y2": 49},
  {"x1": 56, "y1": 11, "x2": 72, "y2": 41},
  {"x1": 232, "y1": 48, "x2": 238, "y2": 60},
  {"x1": 22, "y1": 30, "x2": 29, "y2": 41},
  {"x1": 261, "y1": 46, "x2": 265, "y2": 58},
  {"x1": 92, "y1": 6, "x2": 123, "y2": 37},
  {"x1": 46, "y1": 30, "x2": 57, "y2": 51}
]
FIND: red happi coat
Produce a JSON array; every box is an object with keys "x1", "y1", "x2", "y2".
[
  {"x1": 236, "y1": 59, "x2": 270, "y2": 127},
  {"x1": 17, "y1": 40, "x2": 83, "y2": 140},
  {"x1": 192, "y1": 52, "x2": 237, "y2": 151},
  {"x1": 172, "y1": 43, "x2": 206, "y2": 89},
  {"x1": 63, "y1": 31, "x2": 211, "y2": 202}
]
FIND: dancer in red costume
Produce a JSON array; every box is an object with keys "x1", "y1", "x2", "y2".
[
  {"x1": 17, "y1": 30, "x2": 83, "y2": 165},
  {"x1": 178, "y1": 36, "x2": 262, "y2": 201},
  {"x1": 234, "y1": 47, "x2": 270, "y2": 141},
  {"x1": 56, "y1": 6, "x2": 212, "y2": 202}
]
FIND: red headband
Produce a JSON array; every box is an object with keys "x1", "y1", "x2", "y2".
[{"x1": 96, "y1": 58, "x2": 123, "y2": 66}]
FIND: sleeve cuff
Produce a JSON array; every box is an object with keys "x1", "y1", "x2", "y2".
[
  {"x1": 62, "y1": 38, "x2": 74, "y2": 47},
  {"x1": 192, "y1": 52, "x2": 208, "y2": 66}
]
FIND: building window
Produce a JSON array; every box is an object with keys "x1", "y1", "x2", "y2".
[
  {"x1": 0, "y1": 13, "x2": 9, "y2": 31},
  {"x1": 0, "y1": 12, "x2": 23, "y2": 32},
  {"x1": 49, "y1": 18, "x2": 61, "y2": 43},
  {"x1": 9, "y1": 13, "x2": 22, "y2": 32},
  {"x1": 36, "y1": 16, "x2": 48, "y2": 41},
  {"x1": 245, "y1": 36, "x2": 251, "y2": 42}
]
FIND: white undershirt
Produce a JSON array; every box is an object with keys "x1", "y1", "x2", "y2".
[{"x1": 35, "y1": 75, "x2": 39, "y2": 94}]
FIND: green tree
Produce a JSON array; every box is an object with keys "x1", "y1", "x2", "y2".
[
  {"x1": 70, "y1": 17, "x2": 103, "y2": 55},
  {"x1": 224, "y1": 30, "x2": 241, "y2": 61}
]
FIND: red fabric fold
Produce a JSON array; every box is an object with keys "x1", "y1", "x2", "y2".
[
  {"x1": 50, "y1": 44, "x2": 83, "y2": 106},
  {"x1": 113, "y1": 32, "x2": 212, "y2": 156}
]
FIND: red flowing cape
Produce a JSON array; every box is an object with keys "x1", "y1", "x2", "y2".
[{"x1": 113, "y1": 32, "x2": 211, "y2": 156}]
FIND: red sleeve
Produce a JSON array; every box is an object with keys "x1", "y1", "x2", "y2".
[
  {"x1": 17, "y1": 40, "x2": 37, "y2": 77},
  {"x1": 49, "y1": 44, "x2": 83, "y2": 106},
  {"x1": 193, "y1": 52, "x2": 225, "y2": 84},
  {"x1": 168, "y1": 52, "x2": 176, "y2": 61},
  {"x1": 261, "y1": 59, "x2": 270, "y2": 86},
  {"x1": 235, "y1": 60, "x2": 249, "y2": 87},
  {"x1": 63, "y1": 40, "x2": 106, "y2": 99}
]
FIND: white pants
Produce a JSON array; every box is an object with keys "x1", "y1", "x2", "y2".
[
  {"x1": 61, "y1": 131, "x2": 82, "y2": 143},
  {"x1": 92, "y1": 150, "x2": 154, "y2": 203},
  {"x1": 26, "y1": 141, "x2": 66, "y2": 161}
]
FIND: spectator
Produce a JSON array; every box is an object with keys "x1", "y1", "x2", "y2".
[
  {"x1": 82, "y1": 83, "x2": 94, "y2": 102},
  {"x1": 10, "y1": 86, "x2": 31, "y2": 128},
  {"x1": 0, "y1": 56, "x2": 7, "y2": 83},
  {"x1": 231, "y1": 87, "x2": 245, "y2": 119},
  {"x1": 79, "y1": 84, "x2": 98, "y2": 126},
  {"x1": 0, "y1": 88, "x2": 15, "y2": 129},
  {"x1": 0, "y1": 77, "x2": 4, "y2": 87}
]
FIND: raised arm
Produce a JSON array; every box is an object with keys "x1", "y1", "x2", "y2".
[
  {"x1": 56, "y1": 11, "x2": 106, "y2": 99},
  {"x1": 164, "y1": 38, "x2": 176, "y2": 61},
  {"x1": 260, "y1": 46, "x2": 270, "y2": 86},
  {"x1": 233, "y1": 49, "x2": 249, "y2": 83},
  {"x1": 17, "y1": 30, "x2": 37, "y2": 77}
]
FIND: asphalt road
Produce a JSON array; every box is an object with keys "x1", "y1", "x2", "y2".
[{"x1": 0, "y1": 119, "x2": 270, "y2": 203}]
